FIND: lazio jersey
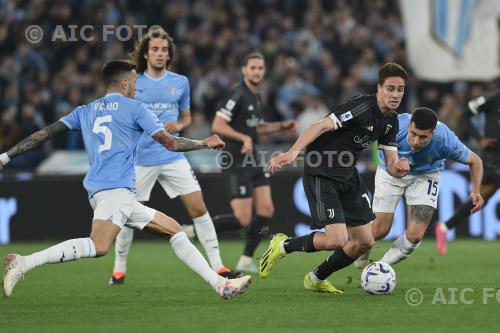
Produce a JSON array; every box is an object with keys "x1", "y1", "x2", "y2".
[
  {"x1": 379, "y1": 113, "x2": 471, "y2": 174},
  {"x1": 135, "y1": 71, "x2": 190, "y2": 166},
  {"x1": 60, "y1": 93, "x2": 164, "y2": 198}
]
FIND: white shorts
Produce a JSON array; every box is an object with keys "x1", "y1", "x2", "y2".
[
  {"x1": 372, "y1": 167, "x2": 441, "y2": 213},
  {"x1": 135, "y1": 158, "x2": 201, "y2": 201},
  {"x1": 89, "y1": 188, "x2": 156, "y2": 230}
]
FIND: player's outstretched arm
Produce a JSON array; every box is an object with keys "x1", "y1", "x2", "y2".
[
  {"x1": 153, "y1": 130, "x2": 225, "y2": 152},
  {"x1": 267, "y1": 117, "x2": 334, "y2": 172},
  {"x1": 383, "y1": 149, "x2": 409, "y2": 178},
  {"x1": 467, "y1": 151, "x2": 484, "y2": 213},
  {"x1": 0, "y1": 121, "x2": 69, "y2": 170},
  {"x1": 257, "y1": 120, "x2": 298, "y2": 135}
]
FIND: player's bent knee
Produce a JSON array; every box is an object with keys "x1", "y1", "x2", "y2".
[{"x1": 359, "y1": 237, "x2": 375, "y2": 251}]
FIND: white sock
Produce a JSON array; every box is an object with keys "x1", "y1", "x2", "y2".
[
  {"x1": 113, "y1": 227, "x2": 134, "y2": 273},
  {"x1": 380, "y1": 232, "x2": 421, "y2": 265},
  {"x1": 170, "y1": 232, "x2": 222, "y2": 291},
  {"x1": 23, "y1": 238, "x2": 96, "y2": 272},
  {"x1": 237, "y1": 254, "x2": 253, "y2": 266},
  {"x1": 193, "y1": 212, "x2": 224, "y2": 271}
]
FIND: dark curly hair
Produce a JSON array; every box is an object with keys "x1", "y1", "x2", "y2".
[{"x1": 130, "y1": 27, "x2": 175, "y2": 73}]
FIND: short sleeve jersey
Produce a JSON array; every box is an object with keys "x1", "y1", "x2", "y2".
[
  {"x1": 60, "y1": 93, "x2": 164, "y2": 198},
  {"x1": 216, "y1": 81, "x2": 263, "y2": 164},
  {"x1": 304, "y1": 94, "x2": 399, "y2": 179}
]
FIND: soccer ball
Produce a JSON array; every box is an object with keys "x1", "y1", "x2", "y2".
[{"x1": 361, "y1": 261, "x2": 397, "y2": 295}]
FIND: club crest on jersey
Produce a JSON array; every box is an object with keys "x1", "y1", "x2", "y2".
[
  {"x1": 169, "y1": 87, "x2": 177, "y2": 95},
  {"x1": 340, "y1": 111, "x2": 353, "y2": 122}
]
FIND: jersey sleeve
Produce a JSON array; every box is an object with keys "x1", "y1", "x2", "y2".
[
  {"x1": 327, "y1": 103, "x2": 360, "y2": 130},
  {"x1": 216, "y1": 89, "x2": 242, "y2": 122},
  {"x1": 378, "y1": 116, "x2": 399, "y2": 151},
  {"x1": 441, "y1": 124, "x2": 471, "y2": 164},
  {"x1": 59, "y1": 106, "x2": 83, "y2": 130},
  {"x1": 135, "y1": 103, "x2": 164, "y2": 136},
  {"x1": 179, "y1": 77, "x2": 190, "y2": 111}
]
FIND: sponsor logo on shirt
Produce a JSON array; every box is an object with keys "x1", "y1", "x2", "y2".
[
  {"x1": 145, "y1": 102, "x2": 177, "y2": 111},
  {"x1": 354, "y1": 134, "x2": 372, "y2": 147}
]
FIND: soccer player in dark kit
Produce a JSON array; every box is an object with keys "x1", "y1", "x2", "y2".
[
  {"x1": 211, "y1": 52, "x2": 297, "y2": 272},
  {"x1": 259, "y1": 63, "x2": 410, "y2": 293}
]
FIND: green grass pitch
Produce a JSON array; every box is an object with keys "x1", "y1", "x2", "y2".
[{"x1": 1, "y1": 239, "x2": 499, "y2": 333}]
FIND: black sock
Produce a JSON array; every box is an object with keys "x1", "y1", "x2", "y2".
[
  {"x1": 445, "y1": 200, "x2": 474, "y2": 229},
  {"x1": 312, "y1": 248, "x2": 355, "y2": 281},
  {"x1": 212, "y1": 214, "x2": 242, "y2": 232},
  {"x1": 243, "y1": 215, "x2": 271, "y2": 257},
  {"x1": 283, "y1": 232, "x2": 317, "y2": 253}
]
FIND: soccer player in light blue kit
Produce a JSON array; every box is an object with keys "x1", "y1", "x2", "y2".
[
  {"x1": 0, "y1": 60, "x2": 251, "y2": 299},
  {"x1": 354, "y1": 107, "x2": 484, "y2": 268},
  {"x1": 110, "y1": 28, "x2": 239, "y2": 285}
]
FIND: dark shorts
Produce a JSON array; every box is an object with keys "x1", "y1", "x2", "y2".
[
  {"x1": 482, "y1": 151, "x2": 500, "y2": 184},
  {"x1": 303, "y1": 171, "x2": 375, "y2": 228},
  {"x1": 225, "y1": 166, "x2": 271, "y2": 199}
]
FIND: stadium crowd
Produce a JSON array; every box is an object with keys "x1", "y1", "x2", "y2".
[{"x1": 0, "y1": 0, "x2": 498, "y2": 168}]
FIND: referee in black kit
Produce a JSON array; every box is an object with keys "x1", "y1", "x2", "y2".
[
  {"x1": 260, "y1": 63, "x2": 410, "y2": 293},
  {"x1": 211, "y1": 52, "x2": 297, "y2": 273}
]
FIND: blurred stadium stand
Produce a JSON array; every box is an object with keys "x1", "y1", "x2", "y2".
[{"x1": 0, "y1": 0, "x2": 498, "y2": 172}]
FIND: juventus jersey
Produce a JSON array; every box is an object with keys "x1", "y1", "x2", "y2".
[
  {"x1": 216, "y1": 81, "x2": 263, "y2": 162},
  {"x1": 304, "y1": 94, "x2": 398, "y2": 179}
]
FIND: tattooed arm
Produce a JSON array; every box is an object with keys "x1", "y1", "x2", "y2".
[
  {"x1": 0, "y1": 121, "x2": 69, "y2": 169},
  {"x1": 152, "y1": 130, "x2": 225, "y2": 152}
]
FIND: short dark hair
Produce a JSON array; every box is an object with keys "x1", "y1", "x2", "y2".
[
  {"x1": 131, "y1": 27, "x2": 175, "y2": 73},
  {"x1": 378, "y1": 63, "x2": 408, "y2": 86},
  {"x1": 101, "y1": 60, "x2": 136, "y2": 87},
  {"x1": 411, "y1": 107, "x2": 438, "y2": 130},
  {"x1": 242, "y1": 52, "x2": 265, "y2": 66}
]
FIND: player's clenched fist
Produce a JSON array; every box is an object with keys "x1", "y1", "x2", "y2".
[{"x1": 205, "y1": 134, "x2": 225, "y2": 150}]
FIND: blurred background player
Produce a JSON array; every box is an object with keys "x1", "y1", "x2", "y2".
[
  {"x1": 354, "y1": 107, "x2": 484, "y2": 268},
  {"x1": 260, "y1": 63, "x2": 409, "y2": 293},
  {"x1": 435, "y1": 90, "x2": 500, "y2": 255},
  {"x1": 210, "y1": 52, "x2": 297, "y2": 272},
  {"x1": 1, "y1": 60, "x2": 252, "y2": 299},
  {"x1": 110, "y1": 28, "x2": 241, "y2": 284}
]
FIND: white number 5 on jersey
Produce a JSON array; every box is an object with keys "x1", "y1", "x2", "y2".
[{"x1": 93, "y1": 115, "x2": 113, "y2": 153}]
